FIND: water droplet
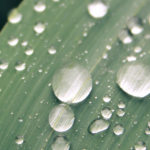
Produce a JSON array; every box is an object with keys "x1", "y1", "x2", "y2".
[
  {"x1": 145, "y1": 128, "x2": 150, "y2": 135},
  {"x1": 52, "y1": 136, "x2": 70, "y2": 150},
  {"x1": 0, "y1": 61, "x2": 8, "y2": 70},
  {"x1": 49, "y1": 104, "x2": 75, "y2": 132},
  {"x1": 118, "y1": 29, "x2": 132, "y2": 44},
  {"x1": 89, "y1": 119, "x2": 109, "y2": 134},
  {"x1": 116, "y1": 109, "x2": 125, "y2": 117},
  {"x1": 118, "y1": 102, "x2": 126, "y2": 109},
  {"x1": 33, "y1": 23, "x2": 45, "y2": 34},
  {"x1": 88, "y1": 1, "x2": 108, "y2": 19},
  {"x1": 134, "y1": 141, "x2": 146, "y2": 150},
  {"x1": 101, "y1": 107, "x2": 112, "y2": 120},
  {"x1": 15, "y1": 62, "x2": 26, "y2": 71},
  {"x1": 8, "y1": 9, "x2": 22, "y2": 24},
  {"x1": 148, "y1": 121, "x2": 150, "y2": 128},
  {"x1": 8, "y1": 38, "x2": 19, "y2": 46},
  {"x1": 103, "y1": 96, "x2": 111, "y2": 103},
  {"x1": 106, "y1": 45, "x2": 112, "y2": 50},
  {"x1": 134, "y1": 46, "x2": 142, "y2": 53},
  {"x1": 117, "y1": 62, "x2": 150, "y2": 98},
  {"x1": 126, "y1": 56, "x2": 136, "y2": 62},
  {"x1": 21, "y1": 41, "x2": 28, "y2": 47},
  {"x1": 52, "y1": 63, "x2": 92, "y2": 104},
  {"x1": 15, "y1": 136, "x2": 24, "y2": 145},
  {"x1": 34, "y1": 2, "x2": 46, "y2": 13},
  {"x1": 113, "y1": 124, "x2": 124, "y2": 136},
  {"x1": 25, "y1": 49, "x2": 34, "y2": 56},
  {"x1": 127, "y1": 17, "x2": 143, "y2": 35},
  {"x1": 48, "y1": 47, "x2": 57, "y2": 55},
  {"x1": 95, "y1": 80, "x2": 99, "y2": 85}
]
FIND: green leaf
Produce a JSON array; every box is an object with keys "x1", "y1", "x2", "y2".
[{"x1": 0, "y1": 0, "x2": 150, "y2": 149}]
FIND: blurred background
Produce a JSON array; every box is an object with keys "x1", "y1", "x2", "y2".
[{"x1": 0, "y1": 0, "x2": 22, "y2": 30}]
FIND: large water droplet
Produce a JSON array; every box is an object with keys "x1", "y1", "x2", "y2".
[
  {"x1": 49, "y1": 104, "x2": 75, "y2": 132},
  {"x1": 134, "y1": 141, "x2": 146, "y2": 150},
  {"x1": 8, "y1": 38, "x2": 19, "y2": 46},
  {"x1": 34, "y1": 2, "x2": 46, "y2": 13},
  {"x1": 15, "y1": 62, "x2": 26, "y2": 71},
  {"x1": 89, "y1": 119, "x2": 109, "y2": 134},
  {"x1": 118, "y1": 29, "x2": 132, "y2": 44},
  {"x1": 52, "y1": 136, "x2": 70, "y2": 150},
  {"x1": 52, "y1": 63, "x2": 92, "y2": 104},
  {"x1": 88, "y1": 1, "x2": 108, "y2": 19},
  {"x1": 127, "y1": 17, "x2": 143, "y2": 35},
  {"x1": 113, "y1": 124, "x2": 124, "y2": 136},
  {"x1": 117, "y1": 62, "x2": 150, "y2": 98},
  {"x1": 15, "y1": 136, "x2": 24, "y2": 145},
  {"x1": 101, "y1": 107, "x2": 112, "y2": 120},
  {"x1": 8, "y1": 9, "x2": 22, "y2": 24},
  {"x1": 33, "y1": 23, "x2": 45, "y2": 34}
]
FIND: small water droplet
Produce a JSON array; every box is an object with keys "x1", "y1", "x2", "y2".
[
  {"x1": 48, "y1": 47, "x2": 57, "y2": 55},
  {"x1": 52, "y1": 136, "x2": 70, "y2": 150},
  {"x1": 49, "y1": 104, "x2": 75, "y2": 132},
  {"x1": 116, "y1": 109, "x2": 125, "y2": 117},
  {"x1": 101, "y1": 107, "x2": 112, "y2": 120},
  {"x1": 118, "y1": 102, "x2": 126, "y2": 109},
  {"x1": 8, "y1": 38, "x2": 19, "y2": 46},
  {"x1": 52, "y1": 62, "x2": 92, "y2": 104},
  {"x1": 134, "y1": 141, "x2": 146, "y2": 150},
  {"x1": 89, "y1": 119, "x2": 109, "y2": 134},
  {"x1": 134, "y1": 46, "x2": 142, "y2": 53},
  {"x1": 88, "y1": 1, "x2": 108, "y2": 19},
  {"x1": 113, "y1": 124, "x2": 124, "y2": 136},
  {"x1": 117, "y1": 62, "x2": 150, "y2": 98},
  {"x1": 15, "y1": 136, "x2": 24, "y2": 145},
  {"x1": 34, "y1": 2, "x2": 46, "y2": 13},
  {"x1": 8, "y1": 9, "x2": 22, "y2": 24},
  {"x1": 148, "y1": 121, "x2": 150, "y2": 128},
  {"x1": 118, "y1": 29, "x2": 132, "y2": 44},
  {"x1": 15, "y1": 62, "x2": 26, "y2": 71},
  {"x1": 103, "y1": 96, "x2": 111, "y2": 103},
  {"x1": 0, "y1": 61, "x2": 8, "y2": 70},
  {"x1": 126, "y1": 56, "x2": 136, "y2": 62},
  {"x1": 33, "y1": 23, "x2": 46, "y2": 34},
  {"x1": 95, "y1": 80, "x2": 99, "y2": 85},
  {"x1": 127, "y1": 17, "x2": 143, "y2": 35},
  {"x1": 106, "y1": 45, "x2": 112, "y2": 50},
  {"x1": 25, "y1": 49, "x2": 34, "y2": 56},
  {"x1": 145, "y1": 128, "x2": 150, "y2": 135},
  {"x1": 21, "y1": 41, "x2": 28, "y2": 47}
]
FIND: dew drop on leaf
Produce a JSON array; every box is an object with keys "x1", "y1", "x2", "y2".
[
  {"x1": 21, "y1": 41, "x2": 28, "y2": 47},
  {"x1": 116, "y1": 109, "x2": 125, "y2": 117},
  {"x1": 48, "y1": 47, "x2": 57, "y2": 55},
  {"x1": 15, "y1": 136, "x2": 24, "y2": 145},
  {"x1": 103, "y1": 96, "x2": 111, "y2": 103},
  {"x1": 88, "y1": 1, "x2": 108, "y2": 19},
  {"x1": 134, "y1": 141, "x2": 146, "y2": 150},
  {"x1": 0, "y1": 61, "x2": 9, "y2": 70},
  {"x1": 33, "y1": 22, "x2": 46, "y2": 34},
  {"x1": 101, "y1": 107, "x2": 112, "y2": 120},
  {"x1": 52, "y1": 63, "x2": 92, "y2": 104},
  {"x1": 89, "y1": 119, "x2": 109, "y2": 134},
  {"x1": 134, "y1": 46, "x2": 142, "y2": 53},
  {"x1": 15, "y1": 62, "x2": 26, "y2": 71},
  {"x1": 118, "y1": 102, "x2": 126, "y2": 109},
  {"x1": 8, "y1": 9, "x2": 22, "y2": 24},
  {"x1": 34, "y1": 1, "x2": 46, "y2": 13},
  {"x1": 145, "y1": 128, "x2": 150, "y2": 135},
  {"x1": 117, "y1": 62, "x2": 150, "y2": 98},
  {"x1": 118, "y1": 29, "x2": 132, "y2": 44},
  {"x1": 8, "y1": 38, "x2": 19, "y2": 47},
  {"x1": 25, "y1": 49, "x2": 34, "y2": 56},
  {"x1": 113, "y1": 124, "x2": 124, "y2": 136},
  {"x1": 52, "y1": 136, "x2": 70, "y2": 150},
  {"x1": 49, "y1": 104, "x2": 75, "y2": 132},
  {"x1": 127, "y1": 17, "x2": 143, "y2": 35}
]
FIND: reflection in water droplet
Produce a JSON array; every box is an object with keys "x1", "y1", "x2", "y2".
[
  {"x1": 118, "y1": 29, "x2": 132, "y2": 44},
  {"x1": 127, "y1": 17, "x2": 143, "y2": 35},
  {"x1": 117, "y1": 62, "x2": 150, "y2": 98},
  {"x1": 0, "y1": 61, "x2": 8, "y2": 70},
  {"x1": 101, "y1": 107, "x2": 112, "y2": 120},
  {"x1": 15, "y1": 62, "x2": 26, "y2": 71},
  {"x1": 89, "y1": 119, "x2": 109, "y2": 134},
  {"x1": 48, "y1": 47, "x2": 57, "y2": 55},
  {"x1": 15, "y1": 136, "x2": 24, "y2": 145},
  {"x1": 113, "y1": 124, "x2": 124, "y2": 136},
  {"x1": 52, "y1": 63, "x2": 92, "y2": 104},
  {"x1": 52, "y1": 136, "x2": 70, "y2": 150},
  {"x1": 33, "y1": 23, "x2": 45, "y2": 34},
  {"x1": 49, "y1": 104, "x2": 75, "y2": 132},
  {"x1": 8, "y1": 9, "x2": 22, "y2": 24},
  {"x1": 8, "y1": 38, "x2": 19, "y2": 46},
  {"x1": 34, "y1": 2, "x2": 46, "y2": 13},
  {"x1": 134, "y1": 141, "x2": 146, "y2": 150},
  {"x1": 88, "y1": 1, "x2": 108, "y2": 19},
  {"x1": 25, "y1": 49, "x2": 34, "y2": 56}
]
